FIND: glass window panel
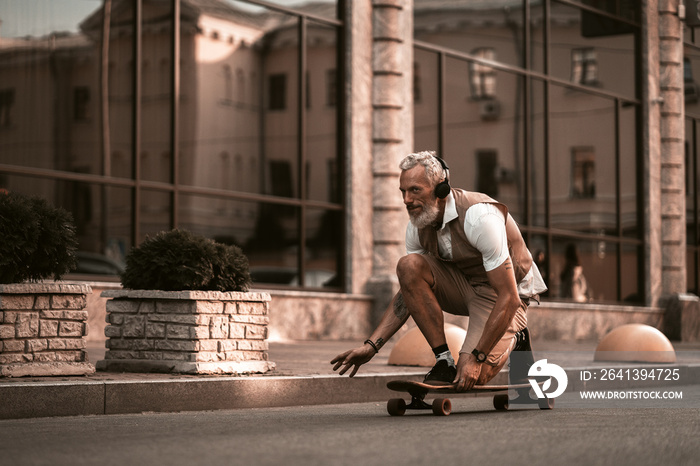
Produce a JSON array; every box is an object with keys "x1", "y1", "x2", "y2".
[
  {"x1": 686, "y1": 118, "x2": 698, "y2": 247},
  {"x1": 305, "y1": 208, "x2": 342, "y2": 288},
  {"x1": 529, "y1": 234, "x2": 552, "y2": 298},
  {"x1": 531, "y1": 79, "x2": 547, "y2": 228},
  {"x1": 549, "y1": 2, "x2": 637, "y2": 100},
  {"x1": 139, "y1": 189, "x2": 172, "y2": 243},
  {"x1": 175, "y1": 3, "x2": 300, "y2": 198},
  {"x1": 140, "y1": 0, "x2": 173, "y2": 183},
  {"x1": 688, "y1": 249, "x2": 699, "y2": 295},
  {"x1": 549, "y1": 84, "x2": 617, "y2": 235},
  {"x1": 263, "y1": 21, "x2": 299, "y2": 199},
  {"x1": 178, "y1": 194, "x2": 301, "y2": 287},
  {"x1": 2, "y1": 174, "x2": 131, "y2": 278},
  {"x1": 246, "y1": 204, "x2": 299, "y2": 287},
  {"x1": 531, "y1": 2, "x2": 546, "y2": 74},
  {"x1": 306, "y1": 21, "x2": 340, "y2": 203},
  {"x1": 106, "y1": 0, "x2": 135, "y2": 179},
  {"x1": 686, "y1": 48, "x2": 700, "y2": 119},
  {"x1": 620, "y1": 242, "x2": 641, "y2": 303},
  {"x1": 0, "y1": 0, "x2": 104, "y2": 174},
  {"x1": 413, "y1": 48, "x2": 440, "y2": 151},
  {"x1": 442, "y1": 63, "x2": 525, "y2": 223},
  {"x1": 620, "y1": 103, "x2": 638, "y2": 238},
  {"x1": 414, "y1": 2, "x2": 525, "y2": 71},
  {"x1": 551, "y1": 238, "x2": 617, "y2": 302}
]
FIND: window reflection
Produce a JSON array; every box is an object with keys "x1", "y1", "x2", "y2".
[{"x1": 0, "y1": 0, "x2": 343, "y2": 289}]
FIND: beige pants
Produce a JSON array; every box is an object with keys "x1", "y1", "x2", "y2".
[{"x1": 420, "y1": 254, "x2": 528, "y2": 367}]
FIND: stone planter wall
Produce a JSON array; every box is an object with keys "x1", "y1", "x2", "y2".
[
  {"x1": 98, "y1": 290, "x2": 275, "y2": 375},
  {"x1": 0, "y1": 283, "x2": 94, "y2": 377}
]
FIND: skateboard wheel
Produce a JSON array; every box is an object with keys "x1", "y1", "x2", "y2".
[
  {"x1": 538, "y1": 397, "x2": 555, "y2": 410},
  {"x1": 387, "y1": 398, "x2": 407, "y2": 416},
  {"x1": 432, "y1": 398, "x2": 451, "y2": 416},
  {"x1": 493, "y1": 394, "x2": 509, "y2": 411}
]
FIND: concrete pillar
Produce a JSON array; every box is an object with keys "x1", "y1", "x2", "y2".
[
  {"x1": 344, "y1": 0, "x2": 374, "y2": 295},
  {"x1": 643, "y1": 0, "x2": 663, "y2": 308},
  {"x1": 658, "y1": 0, "x2": 687, "y2": 298},
  {"x1": 367, "y1": 0, "x2": 414, "y2": 323}
]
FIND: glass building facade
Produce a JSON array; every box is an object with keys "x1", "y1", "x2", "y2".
[
  {"x1": 0, "y1": 1, "x2": 683, "y2": 308},
  {"x1": 412, "y1": 1, "x2": 642, "y2": 303}
]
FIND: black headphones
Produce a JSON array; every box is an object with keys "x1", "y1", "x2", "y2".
[{"x1": 434, "y1": 156, "x2": 451, "y2": 199}]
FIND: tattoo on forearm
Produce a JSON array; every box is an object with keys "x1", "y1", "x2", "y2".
[{"x1": 393, "y1": 292, "x2": 408, "y2": 320}]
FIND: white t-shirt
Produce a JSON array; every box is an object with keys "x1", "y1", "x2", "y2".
[{"x1": 405, "y1": 192, "x2": 547, "y2": 298}]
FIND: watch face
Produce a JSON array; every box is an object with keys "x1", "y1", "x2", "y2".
[{"x1": 472, "y1": 349, "x2": 486, "y2": 362}]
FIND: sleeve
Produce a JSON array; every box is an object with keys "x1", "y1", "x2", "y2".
[
  {"x1": 405, "y1": 223, "x2": 425, "y2": 255},
  {"x1": 463, "y1": 203, "x2": 509, "y2": 272}
]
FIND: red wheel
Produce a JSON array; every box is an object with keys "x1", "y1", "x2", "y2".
[
  {"x1": 432, "y1": 398, "x2": 452, "y2": 416},
  {"x1": 387, "y1": 398, "x2": 407, "y2": 416},
  {"x1": 493, "y1": 394, "x2": 509, "y2": 411}
]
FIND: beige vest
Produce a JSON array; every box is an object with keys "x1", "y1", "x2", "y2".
[{"x1": 417, "y1": 189, "x2": 532, "y2": 285}]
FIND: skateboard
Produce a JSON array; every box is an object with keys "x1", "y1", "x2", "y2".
[{"x1": 386, "y1": 379, "x2": 555, "y2": 416}]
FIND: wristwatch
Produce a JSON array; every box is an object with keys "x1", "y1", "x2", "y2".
[{"x1": 471, "y1": 348, "x2": 487, "y2": 363}]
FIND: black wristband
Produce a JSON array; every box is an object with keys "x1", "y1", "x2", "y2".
[{"x1": 364, "y1": 339, "x2": 379, "y2": 354}]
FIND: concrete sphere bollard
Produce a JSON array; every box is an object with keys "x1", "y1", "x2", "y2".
[
  {"x1": 388, "y1": 324, "x2": 466, "y2": 367},
  {"x1": 594, "y1": 323, "x2": 676, "y2": 363}
]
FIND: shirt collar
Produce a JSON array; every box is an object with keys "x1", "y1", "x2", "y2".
[{"x1": 438, "y1": 191, "x2": 457, "y2": 231}]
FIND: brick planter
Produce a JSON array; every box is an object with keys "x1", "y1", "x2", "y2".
[
  {"x1": 97, "y1": 290, "x2": 275, "y2": 375},
  {"x1": 0, "y1": 283, "x2": 94, "y2": 377}
]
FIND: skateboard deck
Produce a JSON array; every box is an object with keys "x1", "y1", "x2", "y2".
[{"x1": 386, "y1": 379, "x2": 554, "y2": 416}]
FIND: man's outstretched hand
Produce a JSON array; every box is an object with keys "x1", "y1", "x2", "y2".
[{"x1": 330, "y1": 345, "x2": 375, "y2": 377}]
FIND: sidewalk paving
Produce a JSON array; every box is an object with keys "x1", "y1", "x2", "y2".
[{"x1": 1, "y1": 339, "x2": 700, "y2": 420}]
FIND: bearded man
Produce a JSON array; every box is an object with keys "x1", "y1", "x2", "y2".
[{"x1": 331, "y1": 151, "x2": 547, "y2": 390}]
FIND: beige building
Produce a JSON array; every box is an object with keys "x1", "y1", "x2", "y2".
[{"x1": 1, "y1": 0, "x2": 698, "y2": 341}]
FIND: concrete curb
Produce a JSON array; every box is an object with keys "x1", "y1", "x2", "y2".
[
  {"x1": 3, "y1": 364, "x2": 699, "y2": 420},
  {"x1": 0, "y1": 372, "x2": 426, "y2": 420}
]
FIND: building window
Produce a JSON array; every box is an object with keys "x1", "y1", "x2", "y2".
[
  {"x1": 74, "y1": 87, "x2": 91, "y2": 121},
  {"x1": 236, "y1": 68, "x2": 245, "y2": 106},
  {"x1": 268, "y1": 73, "x2": 286, "y2": 110},
  {"x1": 469, "y1": 48, "x2": 496, "y2": 100},
  {"x1": 223, "y1": 65, "x2": 233, "y2": 103},
  {"x1": 0, "y1": 88, "x2": 15, "y2": 127},
  {"x1": 571, "y1": 147, "x2": 596, "y2": 199},
  {"x1": 476, "y1": 150, "x2": 499, "y2": 198},
  {"x1": 326, "y1": 69, "x2": 336, "y2": 107},
  {"x1": 414, "y1": 61, "x2": 422, "y2": 103},
  {"x1": 571, "y1": 48, "x2": 598, "y2": 85}
]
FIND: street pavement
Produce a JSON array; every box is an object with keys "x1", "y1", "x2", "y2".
[
  {"x1": 1, "y1": 399, "x2": 699, "y2": 466},
  {"x1": 1, "y1": 339, "x2": 700, "y2": 419}
]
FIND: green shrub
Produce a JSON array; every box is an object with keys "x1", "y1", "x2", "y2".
[
  {"x1": 120, "y1": 229, "x2": 252, "y2": 292},
  {"x1": 0, "y1": 191, "x2": 78, "y2": 284}
]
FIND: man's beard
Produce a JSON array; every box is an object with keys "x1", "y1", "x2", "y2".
[{"x1": 409, "y1": 201, "x2": 441, "y2": 229}]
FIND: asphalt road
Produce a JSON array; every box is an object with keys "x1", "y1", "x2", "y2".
[{"x1": 1, "y1": 397, "x2": 699, "y2": 466}]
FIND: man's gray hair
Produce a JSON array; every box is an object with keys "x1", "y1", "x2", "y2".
[{"x1": 399, "y1": 150, "x2": 446, "y2": 187}]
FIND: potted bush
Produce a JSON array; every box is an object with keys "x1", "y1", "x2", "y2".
[
  {"x1": 98, "y1": 229, "x2": 275, "y2": 375},
  {"x1": 0, "y1": 191, "x2": 93, "y2": 377}
]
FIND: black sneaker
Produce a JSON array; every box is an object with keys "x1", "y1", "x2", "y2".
[{"x1": 423, "y1": 359, "x2": 457, "y2": 386}]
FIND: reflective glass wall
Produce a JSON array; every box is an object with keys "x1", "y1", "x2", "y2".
[
  {"x1": 413, "y1": 0, "x2": 642, "y2": 303},
  {"x1": 0, "y1": 0, "x2": 343, "y2": 289},
  {"x1": 685, "y1": 21, "x2": 700, "y2": 295}
]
